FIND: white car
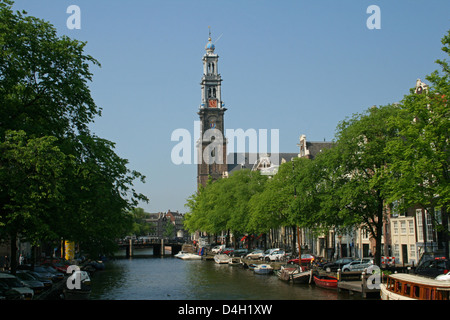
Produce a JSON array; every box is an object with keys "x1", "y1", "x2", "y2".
[
  {"x1": 0, "y1": 273, "x2": 34, "y2": 300},
  {"x1": 259, "y1": 248, "x2": 281, "y2": 261},
  {"x1": 211, "y1": 245, "x2": 225, "y2": 254},
  {"x1": 342, "y1": 258, "x2": 374, "y2": 272},
  {"x1": 264, "y1": 250, "x2": 286, "y2": 262}
]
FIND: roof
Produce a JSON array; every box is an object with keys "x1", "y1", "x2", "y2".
[
  {"x1": 389, "y1": 273, "x2": 450, "y2": 289},
  {"x1": 301, "y1": 141, "x2": 334, "y2": 159},
  {"x1": 227, "y1": 152, "x2": 298, "y2": 174}
]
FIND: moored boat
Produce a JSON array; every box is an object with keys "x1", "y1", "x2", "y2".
[
  {"x1": 248, "y1": 264, "x2": 258, "y2": 271},
  {"x1": 313, "y1": 275, "x2": 338, "y2": 289},
  {"x1": 214, "y1": 254, "x2": 230, "y2": 264},
  {"x1": 291, "y1": 270, "x2": 312, "y2": 284},
  {"x1": 174, "y1": 251, "x2": 188, "y2": 259},
  {"x1": 228, "y1": 257, "x2": 241, "y2": 266},
  {"x1": 63, "y1": 270, "x2": 91, "y2": 300},
  {"x1": 380, "y1": 273, "x2": 450, "y2": 300},
  {"x1": 180, "y1": 253, "x2": 202, "y2": 260},
  {"x1": 253, "y1": 264, "x2": 273, "y2": 275},
  {"x1": 277, "y1": 265, "x2": 300, "y2": 281}
]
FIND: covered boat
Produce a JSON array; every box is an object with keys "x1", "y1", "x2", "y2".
[
  {"x1": 253, "y1": 264, "x2": 273, "y2": 275},
  {"x1": 380, "y1": 273, "x2": 450, "y2": 300}
]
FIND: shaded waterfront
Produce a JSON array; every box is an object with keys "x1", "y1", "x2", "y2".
[{"x1": 90, "y1": 250, "x2": 367, "y2": 300}]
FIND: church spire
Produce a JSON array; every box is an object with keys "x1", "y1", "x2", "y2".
[
  {"x1": 197, "y1": 28, "x2": 227, "y2": 188},
  {"x1": 205, "y1": 26, "x2": 215, "y2": 54}
]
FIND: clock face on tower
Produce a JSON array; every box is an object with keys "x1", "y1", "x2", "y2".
[{"x1": 208, "y1": 99, "x2": 217, "y2": 108}]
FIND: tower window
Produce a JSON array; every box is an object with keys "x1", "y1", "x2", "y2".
[{"x1": 207, "y1": 62, "x2": 216, "y2": 74}]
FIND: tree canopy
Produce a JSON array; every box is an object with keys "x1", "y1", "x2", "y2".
[{"x1": 0, "y1": 1, "x2": 148, "y2": 271}]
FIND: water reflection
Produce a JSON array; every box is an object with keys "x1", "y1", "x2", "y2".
[{"x1": 90, "y1": 254, "x2": 363, "y2": 300}]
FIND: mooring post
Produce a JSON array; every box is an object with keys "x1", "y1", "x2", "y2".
[
  {"x1": 127, "y1": 238, "x2": 133, "y2": 258},
  {"x1": 361, "y1": 270, "x2": 367, "y2": 298},
  {"x1": 161, "y1": 238, "x2": 165, "y2": 256}
]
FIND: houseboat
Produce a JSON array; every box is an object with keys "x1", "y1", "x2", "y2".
[{"x1": 380, "y1": 273, "x2": 450, "y2": 300}]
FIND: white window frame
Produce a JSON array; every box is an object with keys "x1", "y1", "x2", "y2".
[
  {"x1": 409, "y1": 220, "x2": 414, "y2": 234},
  {"x1": 401, "y1": 221, "x2": 406, "y2": 234},
  {"x1": 425, "y1": 211, "x2": 433, "y2": 242},
  {"x1": 409, "y1": 244, "x2": 416, "y2": 258},
  {"x1": 416, "y1": 209, "x2": 423, "y2": 242}
]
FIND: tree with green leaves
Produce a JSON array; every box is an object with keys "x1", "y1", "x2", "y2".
[
  {"x1": 185, "y1": 170, "x2": 268, "y2": 247},
  {"x1": 130, "y1": 208, "x2": 153, "y2": 238},
  {"x1": 247, "y1": 161, "x2": 297, "y2": 249},
  {"x1": 0, "y1": 1, "x2": 148, "y2": 271},
  {"x1": 0, "y1": 131, "x2": 70, "y2": 272},
  {"x1": 323, "y1": 104, "x2": 404, "y2": 266},
  {"x1": 184, "y1": 181, "x2": 217, "y2": 236},
  {"x1": 385, "y1": 30, "x2": 450, "y2": 259}
]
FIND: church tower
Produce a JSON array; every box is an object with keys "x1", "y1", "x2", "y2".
[{"x1": 197, "y1": 30, "x2": 227, "y2": 188}]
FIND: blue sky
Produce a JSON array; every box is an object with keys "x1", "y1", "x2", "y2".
[{"x1": 10, "y1": 0, "x2": 450, "y2": 214}]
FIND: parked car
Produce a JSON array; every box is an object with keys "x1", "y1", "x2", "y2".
[
  {"x1": 0, "y1": 282, "x2": 24, "y2": 300},
  {"x1": 0, "y1": 273, "x2": 34, "y2": 300},
  {"x1": 341, "y1": 258, "x2": 374, "y2": 272},
  {"x1": 288, "y1": 254, "x2": 317, "y2": 265},
  {"x1": 41, "y1": 259, "x2": 69, "y2": 273},
  {"x1": 33, "y1": 266, "x2": 64, "y2": 282},
  {"x1": 22, "y1": 271, "x2": 53, "y2": 289},
  {"x1": 265, "y1": 250, "x2": 286, "y2": 262},
  {"x1": 259, "y1": 248, "x2": 280, "y2": 261},
  {"x1": 231, "y1": 249, "x2": 248, "y2": 257},
  {"x1": 414, "y1": 257, "x2": 450, "y2": 279},
  {"x1": 211, "y1": 245, "x2": 225, "y2": 254},
  {"x1": 15, "y1": 271, "x2": 46, "y2": 294},
  {"x1": 245, "y1": 249, "x2": 265, "y2": 260},
  {"x1": 222, "y1": 248, "x2": 234, "y2": 255},
  {"x1": 321, "y1": 257, "x2": 354, "y2": 272}
]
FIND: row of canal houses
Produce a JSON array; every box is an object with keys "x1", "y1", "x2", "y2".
[{"x1": 193, "y1": 133, "x2": 448, "y2": 267}]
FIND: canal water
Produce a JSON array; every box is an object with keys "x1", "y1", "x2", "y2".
[{"x1": 89, "y1": 249, "x2": 365, "y2": 300}]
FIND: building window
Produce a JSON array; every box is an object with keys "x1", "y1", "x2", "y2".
[
  {"x1": 393, "y1": 244, "x2": 400, "y2": 259},
  {"x1": 362, "y1": 228, "x2": 370, "y2": 240},
  {"x1": 401, "y1": 221, "x2": 406, "y2": 234},
  {"x1": 393, "y1": 221, "x2": 398, "y2": 235},
  {"x1": 409, "y1": 220, "x2": 414, "y2": 234},
  {"x1": 416, "y1": 209, "x2": 423, "y2": 242},
  {"x1": 425, "y1": 211, "x2": 433, "y2": 242},
  {"x1": 391, "y1": 200, "x2": 405, "y2": 217},
  {"x1": 436, "y1": 208, "x2": 442, "y2": 224},
  {"x1": 410, "y1": 244, "x2": 416, "y2": 258}
]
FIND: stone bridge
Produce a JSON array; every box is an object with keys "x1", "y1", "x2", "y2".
[{"x1": 117, "y1": 239, "x2": 183, "y2": 258}]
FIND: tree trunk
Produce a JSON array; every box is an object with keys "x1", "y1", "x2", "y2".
[
  {"x1": 442, "y1": 206, "x2": 449, "y2": 259},
  {"x1": 292, "y1": 226, "x2": 297, "y2": 256},
  {"x1": 9, "y1": 233, "x2": 17, "y2": 275},
  {"x1": 374, "y1": 198, "x2": 384, "y2": 267}
]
